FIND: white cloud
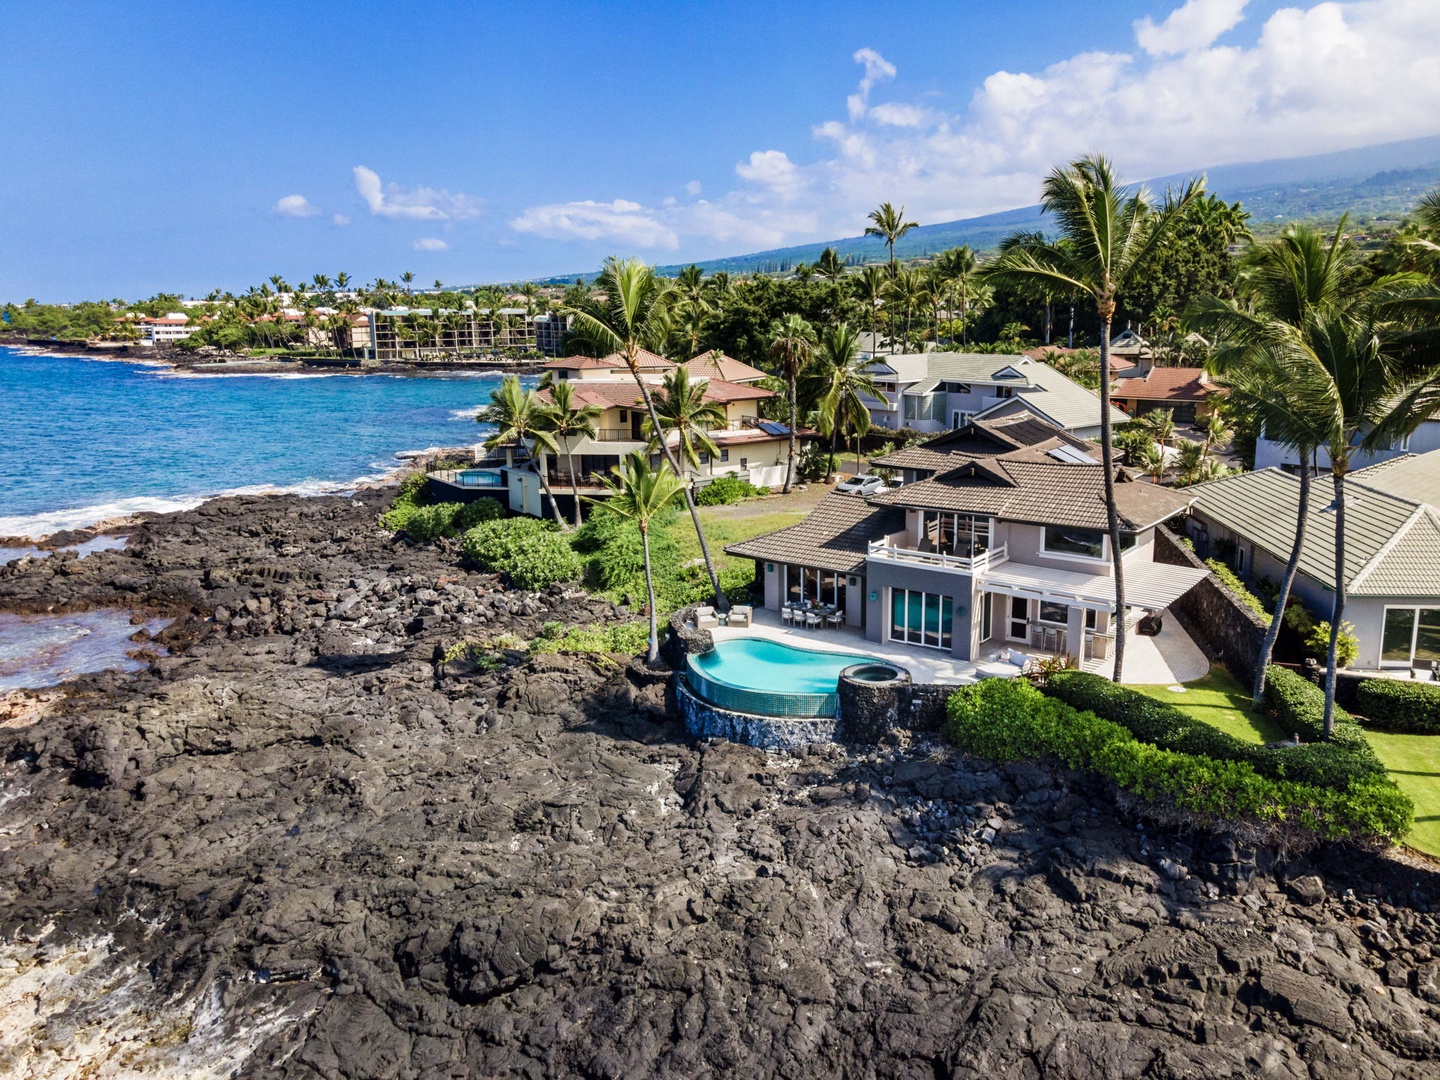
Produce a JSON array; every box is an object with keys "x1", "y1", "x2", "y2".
[
  {"x1": 332, "y1": 213, "x2": 352, "y2": 226},
  {"x1": 272, "y1": 194, "x2": 320, "y2": 217},
  {"x1": 1136, "y1": 0, "x2": 1249, "y2": 56},
  {"x1": 509, "y1": 0, "x2": 1440, "y2": 257},
  {"x1": 352, "y1": 166, "x2": 483, "y2": 220},
  {"x1": 685, "y1": 179, "x2": 703, "y2": 195},
  {"x1": 413, "y1": 237, "x2": 448, "y2": 251},
  {"x1": 847, "y1": 47, "x2": 897, "y2": 120},
  {"x1": 509, "y1": 199, "x2": 680, "y2": 249}
]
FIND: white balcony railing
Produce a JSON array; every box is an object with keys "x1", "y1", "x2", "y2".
[{"x1": 866, "y1": 540, "x2": 1008, "y2": 573}]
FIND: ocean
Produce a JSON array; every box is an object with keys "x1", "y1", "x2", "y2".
[{"x1": 0, "y1": 347, "x2": 515, "y2": 539}]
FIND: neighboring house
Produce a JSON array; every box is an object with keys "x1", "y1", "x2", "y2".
[
  {"x1": 1185, "y1": 449, "x2": 1440, "y2": 671},
  {"x1": 862, "y1": 353, "x2": 1127, "y2": 439},
  {"x1": 1255, "y1": 416, "x2": 1440, "y2": 472},
  {"x1": 531, "y1": 312, "x2": 570, "y2": 357},
  {"x1": 498, "y1": 350, "x2": 804, "y2": 519},
  {"x1": 368, "y1": 307, "x2": 538, "y2": 360},
  {"x1": 137, "y1": 314, "x2": 195, "y2": 345},
  {"x1": 1110, "y1": 357, "x2": 1220, "y2": 426},
  {"x1": 728, "y1": 410, "x2": 1202, "y2": 663}
]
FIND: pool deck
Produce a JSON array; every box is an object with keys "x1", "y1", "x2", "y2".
[{"x1": 711, "y1": 607, "x2": 1210, "y2": 686}]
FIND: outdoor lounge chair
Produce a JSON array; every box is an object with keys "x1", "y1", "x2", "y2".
[
  {"x1": 695, "y1": 606, "x2": 719, "y2": 630},
  {"x1": 730, "y1": 605, "x2": 752, "y2": 628}
]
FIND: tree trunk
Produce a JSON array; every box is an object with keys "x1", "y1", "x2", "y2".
[
  {"x1": 1098, "y1": 314, "x2": 1128, "y2": 684},
  {"x1": 534, "y1": 449, "x2": 567, "y2": 529},
  {"x1": 828, "y1": 422, "x2": 839, "y2": 482},
  {"x1": 641, "y1": 524, "x2": 659, "y2": 664},
  {"x1": 565, "y1": 440, "x2": 583, "y2": 528},
  {"x1": 1044, "y1": 300, "x2": 1053, "y2": 345},
  {"x1": 1323, "y1": 468, "x2": 1348, "y2": 737},
  {"x1": 783, "y1": 371, "x2": 798, "y2": 494},
  {"x1": 1253, "y1": 459, "x2": 1312, "y2": 706},
  {"x1": 625, "y1": 351, "x2": 726, "y2": 611}
]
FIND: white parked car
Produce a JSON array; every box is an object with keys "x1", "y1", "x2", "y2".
[{"x1": 835, "y1": 474, "x2": 886, "y2": 496}]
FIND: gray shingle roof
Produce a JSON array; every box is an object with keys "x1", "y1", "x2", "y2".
[
  {"x1": 724, "y1": 492, "x2": 905, "y2": 574},
  {"x1": 1350, "y1": 451, "x2": 1440, "y2": 510},
  {"x1": 1186, "y1": 465, "x2": 1440, "y2": 597},
  {"x1": 872, "y1": 410, "x2": 1097, "y2": 473}
]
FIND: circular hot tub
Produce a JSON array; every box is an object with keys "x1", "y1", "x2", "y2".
[{"x1": 841, "y1": 662, "x2": 906, "y2": 684}]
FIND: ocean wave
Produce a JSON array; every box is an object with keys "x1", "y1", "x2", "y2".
[
  {"x1": 448, "y1": 406, "x2": 485, "y2": 419},
  {"x1": 0, "y1": 470, "x2": 403, "y2": 541}
]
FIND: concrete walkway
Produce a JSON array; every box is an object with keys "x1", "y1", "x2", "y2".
[{"x1": 710, "y1": 606, "x2": 1210, "y2": 686}]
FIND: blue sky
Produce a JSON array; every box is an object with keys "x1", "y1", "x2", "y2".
[{"x1": 4, "y1": 0, "x2": 1439, "y2": 300}]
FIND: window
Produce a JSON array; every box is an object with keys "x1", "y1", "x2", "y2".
[
  {"x1": 698, "y1": 451, "x2": 711, "y2": 465},
  {"x1": 951, "y1": 411, "x2": 974, "y2": 429},
  {"x1": 1043, "y1": 525, "x2": 1105, "y2": 560},
  {"x1": 994, "y1": 386, "x2": 1015, "y2": 399},
  {"x1": 889, "y1": 589, "x2": 953, "y2": 650},
  {"x1": 980, "y1": 591, "x2": 993, "y2": 643},
  {"x1": 1038, "y1": 600, "x2": 1069, "y2": 625},
  {"x1": 719, "y1": 448, "x2": 730, "y2": 463},
  {"x1": 942, "y1": 381, "x2": 971, "y2": 394},
  {"x1": 1382, "y1": 607, "x2": 1440, "y2": 667},
  {"x1": 922, "y1": 511, "x2": 992, "y2": 558},
  {"x1": 786, "y1": 565, "x2": 845, "y2": 611},
  {"x1": 904, "y1": 394, "x2": 945, "y2": 422}
]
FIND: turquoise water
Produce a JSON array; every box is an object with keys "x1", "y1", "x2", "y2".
[
  {"x1": 0, "y1": 347, "x2": 517, "y2": 538},
  {"x1": 685, "y1": 637, "x2": 887, "y2": 717},
  {"x1": 0, "y1": 610, "x2": 171, "y2": 692}
]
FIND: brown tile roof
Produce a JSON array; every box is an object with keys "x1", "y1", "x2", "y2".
[
  {"x1": 543, "y1": 349, "x2": 676, "y2": 372},
  {"x1": 725, "y1": 491, "x2": 906, "y2": 574},
  {"x1": 871, "y1": 453, "x2": 1192, "y2": 531},
  {"x1": 871, "y1": 410, "x2": 1096, "y2": 473},
  {"x1": 1112, "y1": 366, "x2": 1217, "y2": 402},
  {"x1": 543, "y1": 355, "x2": 607, "y2": 369},
  {"x1": 684, "y1": 350, "x2": 768, "y2": 383}
]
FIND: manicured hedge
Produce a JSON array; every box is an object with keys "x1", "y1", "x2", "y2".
[
  {"x1": 1046, "y1": 671, "x2": 1383, "y2": 790},
  {"x1": 1263, "y1": 666, "x2": 1380, "y2": 766},
  {"x1": 946, "y1": 678, "x2": 1412, "y2": 846},
  {"x1": 1204, "y1": 559, "x2": 1272, "y2": 625},
  {"x1": 1356, "y1": 679, "x2": 1440, "y2": 734}
]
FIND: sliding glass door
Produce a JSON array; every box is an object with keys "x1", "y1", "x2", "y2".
[
  {"x1": 785, "y1": 565, "x2": 845, "y2": 610},
  {"x1": 889, "y1": 589, "x2": 954, "y2": 650}
]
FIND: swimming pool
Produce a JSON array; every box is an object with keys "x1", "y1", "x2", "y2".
[
  {"x1": 685, "y1": 637, "x2": 888, "y2": 718},
  {"x1": 452, "y1": 468, "x2": 504, "y2": 487}
]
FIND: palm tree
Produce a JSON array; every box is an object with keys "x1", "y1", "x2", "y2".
[
  {"x1": 856, "y1": 265, "x2": 888, "y2": 345},
  {"x1": 646, "y1": 366, "x2": 727, "y2": 486},
  {"x1": 1173, "y1": 439, "x2": 1206, "y2": 486},
  {"x1": 883, "y1": 267, "x2": 930, "y2": 351},
  {"x1": 401, "y1": 271, "x2": 415, "y2": 295},
  {"x1": 816, "y1": 247, "x2": 847, "y2": 282},
  {"x1": 1140, "y1": 407, "x2": 1176, "y2": 448},
  {"x1": 540, "y1": 381, "x2": 604, "y2": 527},
  {"x1": 983, "y1": 156, "x2": 1203, "y2": 683},
  {"x1": 802, "y1": 323, "x2": 879, "y2": 478},
  {"x1": 767, "y1": 314, "x2": 818, "y2": 493},
  {"x1": 591, "y1": 452, "x2": 685, "y2": 664},
  {"x1": 1190, "y1": 221, "x2": 1438, "y2": 724},
  {"x1": 865, "y1": 202, "x2": 919, "y2": 276},
  {"x1": 1198, "y1": 411, "x2": 1231, "y2": 457},
  {"x1": 480, "y1": 375, "x2": 566, "y2": 528},
  {"x1": 564, "y1": 257, "x2": 726, "y2": 609},
  {"x1": 335, "y1": 271, "x2": 351, "y2": 292},
  {"x1": 1135, "y1": 441, "x2": 1168, "y2": 484},
  {"x1": 932, "y1": 246, "x2": 978, "y2": 345}
]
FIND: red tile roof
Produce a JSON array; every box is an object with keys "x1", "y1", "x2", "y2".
[
  {"x1": 684, "y1": 350, "x2": 768, "y2": 383},
  {"x1": 1112, "y1": 366, "x2": 1216, "y2": 401},
  {"x1": 536, "y1": 377, "x2": 770, "y2": 410}
]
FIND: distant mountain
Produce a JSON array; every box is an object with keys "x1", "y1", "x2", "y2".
[{"x1": 580, "y1": 134, "x2": 1438, "y2": 280}]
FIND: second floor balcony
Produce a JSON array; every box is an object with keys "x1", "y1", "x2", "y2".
[{"x1": 866, "y1": 539, "x2": 1008, "y2": 573}]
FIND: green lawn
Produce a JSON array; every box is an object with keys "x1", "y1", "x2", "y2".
[
  {"x1": 1136, "y1": 668, "x2": 1440, "y2": 858},
  {"x1": 671, "y1": 504, "x2": 809, "y2": 572},
  {"x1": 1364, "y1": 730, "x2": 1440, "y2": 859},
  {"x1": 1131, "y1": 669, "x2": 1286, "y2": 744}
]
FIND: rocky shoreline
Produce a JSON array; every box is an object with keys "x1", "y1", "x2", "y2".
[{"x1": 1, "y1": 491, "x2": 1439, "y2": 1077}]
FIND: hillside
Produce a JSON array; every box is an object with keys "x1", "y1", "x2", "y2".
[{"x1": 625, "y1": 134, "x2": 1440, "y2": 278}]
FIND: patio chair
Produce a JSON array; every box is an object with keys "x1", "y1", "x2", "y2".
[
  {"x1": 695, "y1": 606, "x2": 719, "y2": 630},
  {"x1": 730, "y1": 605, "x2": 752, "y2": 628},
  {"x1": 825, "y1": 610, "x2": 844, "y2": 629},
  {"x1": 804, "y1": 610, "x2": 821, "y2": 630},
  {"x1": 780, "y1": 606, "x2": 795, "y2": 625}
]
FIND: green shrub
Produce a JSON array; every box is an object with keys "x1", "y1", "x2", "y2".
[
  {"x1": 573, "y1": 507, "x2": 680, "y2": 593},
  {"x1": 946, "y1": 679, "x2": 1412, "y2": 845},
  {"x1": 695, "y1": 475, "x2": 758, "y2": 506},
  {"x1": 454, "y1": 498, "x2": 503, "y2": 530},
  {"x1": 529, "y1": 621, "x2": 652, "y2": 656},
  {"x1": 1264, "y1": 666, "x2": 1380, "y2": 765},
  {"x1": 1046, "y1": 671, "x2": 1383, "y2": 790},
  {"x1": 397, "y1": 471, "x2": 430, "y2": 504},
  {"x1": 461, "y1": 518, "x2": 582, "y2": 590},
  {"x1": 1356, "y1": 679, "x2": 1440, "y2": 733},
  {"x1": 385, "y1": 497, "x2": 503, "y2": 542},
  {"x1": 1204, "y1": 559, "x2": 1272, "y2": 625},
  {"x1": 1304, "y1": 620, "x2": 1359, "y2": 668}
]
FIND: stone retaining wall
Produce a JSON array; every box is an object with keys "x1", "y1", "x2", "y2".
[
  {"x1": 676, "y1": 679, "x2": 837, "y2": 749},
  {"x1": 1154, "y1": 526, "x2": 1267, "y2": 688},
  {"x1": 662, "y1": 603, "x2": 713, "y2": 669}
]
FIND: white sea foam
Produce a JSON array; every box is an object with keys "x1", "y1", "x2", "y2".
[
  {"x1": 152, "y1": 368, "x2": 348, "y2": 380},
  {"x1": 0, "y1": 470, "x2": 403, "y2": 541},
  {"x1": 449, "y1": 405, "x2": 485, "y2": 419}
]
